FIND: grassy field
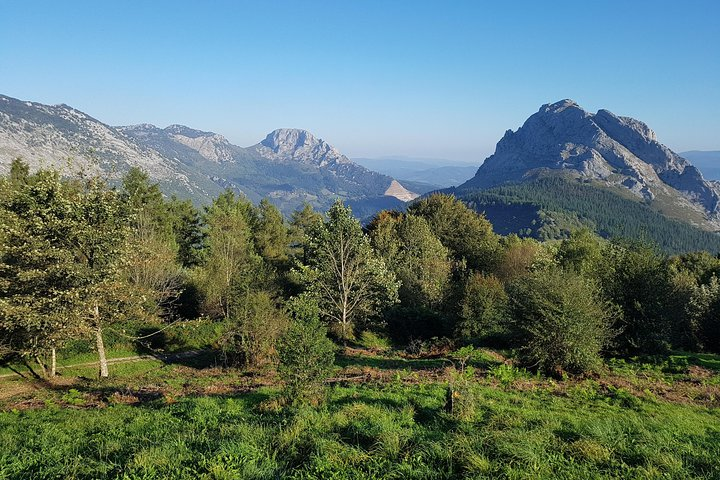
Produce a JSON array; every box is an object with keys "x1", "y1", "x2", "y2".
[{"x1": 1, "y1": 349, "x2": 719, "y2": 479}]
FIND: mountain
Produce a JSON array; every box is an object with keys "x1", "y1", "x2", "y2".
[
  {"x1": 447, "y1": 100, "x2": 720, "y2": 253},
  {"x1": 0, "y1": 96, "x2": 220, "y2": 199},
  {"x1": 0, "y1": 94, "x2": 418, "y2": 216},
  {"x1": 456, "y1": 99, "x2": 720, "y2": 232},
  {"x1": 680, "y1": 151, "x2": 720, "y2": 181},
  {"x1": 353, "y1": 156, "x2": 478, "y2": 190}
]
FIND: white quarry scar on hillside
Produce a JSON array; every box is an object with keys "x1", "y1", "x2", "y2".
[{"x1": 384, "y1": 180, "x2": 419, "y2": 202}]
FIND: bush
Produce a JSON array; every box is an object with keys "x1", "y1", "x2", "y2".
[
  {"x1": 507, "y1": 268, "x2": 617, "y2": 375},
  {"x1": 221, "y1": 291, "x2": 288, "y2": 367},
  {"x1": 278, "y1": 295, "x2": 336, "y2": 405},
  {"x1": 457, "y1": 273, "x2": 508, "y2": 343}
]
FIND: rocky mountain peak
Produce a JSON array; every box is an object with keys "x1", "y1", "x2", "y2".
[
  {"x1": 459, "y1": 99, "x2": 720, "y2": 228},
  {"x1": 541, "y1": 98, "x2": 582, "y2": 114},
  {"x1": 255, "y1": 128, "x2": 349, "y2": 166},
  {"x1": 261, "y1": 128, "x2": 318, "y2": 151}
]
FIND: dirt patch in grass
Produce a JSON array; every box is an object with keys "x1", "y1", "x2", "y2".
[{"x1": 2, "y1": 348, "x2": 719, "y2": 411}]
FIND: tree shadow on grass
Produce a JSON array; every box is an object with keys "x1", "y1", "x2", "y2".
[{"x1": 335, "y1": 353, "x2": 448, "y2": 371}]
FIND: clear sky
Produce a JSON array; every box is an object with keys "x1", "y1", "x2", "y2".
[{"x1": 1, "y1": 0, "x2": 718, "y2": 163}]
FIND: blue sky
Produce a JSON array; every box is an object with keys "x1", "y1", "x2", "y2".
[{"x1": 1, "y1": 0, "x2": 718, "y2": 162}]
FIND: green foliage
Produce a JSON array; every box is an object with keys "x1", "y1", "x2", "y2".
[
  {"x1": 9, "y1": 157, "x2": 29, "y2": 184},
  {"x1": 457, "y1": 272, "x2": 508, "y2": 342},
  {"x1": 299, "y1": 200, "x2": 399, "y2": 341},
  {"x1": 0, "y1": 168, "x2": 82, "y2": 360},
  {"x1": 370, "y1": 212, "x2": 452, "y2": 310},
  {"x1": 167, "y1": 196, "x2": 205, "y2": 268},
  {"x1": 598, "y1": 241, "x2": 675, "y2": 354},
  {"x1": 253, "y1": 199, "x2": 290, "y2": 265},
  {"x1": 120, "y1": 168, "x2": 182, "y2": 315},
  {"x1": 448, "y1": 345, "x2": 484, "y2": 374},
  {"x1": 488, "y1": 363, "x2": 528, "y2": 386},
  {"x1": 495, "y1": 234, "x2": 546, "y2": 281},
  {"x1": 460, "y1": 177, "x2": 720, "y2": 254},
  {"x1": 685, "y1": 276, "x2": 720, "y2": 353},
  {"x1": 0, "y1": 165, "x2": 135, "y2": 377},
  {"x1": 508, "y1": 268, "x2": 617, "y2": 375},
  {"x1": 199, "y1": 190, "x2": 261, "y2": 319},
  {"x1": 408, "y1": 193, "x2": 500, "y2": 272},
  {"x1": 288, "y1": 203, "x2": 323, "y2": 261},
  {"x1": 557, "y1": 228, "x2": 604, "y2": 275},
  {"x1": 221, "y1": 291, "x2": 288, "y2": 367},
  {"x1": 357, "y1": 330, "x2": 392, "y2": 351},
  {"x1": 278, "y1": 295, "x2": 336, "y2": 404}
]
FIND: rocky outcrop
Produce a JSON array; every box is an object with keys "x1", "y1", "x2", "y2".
[
  {"x1": 0, "y1": 95, "x2": 209, "y2": 198},
  {"x1": 249, "y1": 128, "x2": 417, "y2": 202},
  {"x1": 459, "y1": 99, "x2": 720, "y2": 227},
  {"x1": 253, "y1": 128, "x2": 350, "y2": 167}
]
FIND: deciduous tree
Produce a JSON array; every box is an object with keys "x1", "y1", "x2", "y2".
[{"x1": 300, "y1": 200, "x2": 398, "y2": 341}]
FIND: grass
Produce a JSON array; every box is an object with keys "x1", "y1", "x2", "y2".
[
  {"x1": 1, "y1": 383, "x2": 719, "y2": 479},
  {"x1": 1, "y1": 348, "x2": 719, "y2": 479},
  {"x1": 0, "y1": 348, "x2": 141, "y2": 377}
]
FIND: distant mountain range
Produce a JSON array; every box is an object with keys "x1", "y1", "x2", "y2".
[
  {"x1": 3, "y1": 93, "x2": 720, "y2": 252},
  {"x1": 352, "y1": 156, "x2": 478, "y2": 191},
  {"x1": 0, "y1": 94, "x2": 418, "y2": 216},
  {"x1": 680, "y1": 151, "x2": 720, "y2": 181},
  {"x1": 447, "y1": 100, "x2": 720, "y2": 253}
]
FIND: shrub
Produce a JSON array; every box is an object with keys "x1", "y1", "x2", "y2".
[
  {"x1": 278, "y1": 295, "x2": 336, "y2": 405},
  {"x1": 220, "y1": 291, "x2": 288, "y2": 367},
  {"x1": 507, "y1": 268, "x2": 617, "y2": 375},
  {"x1": 457, "y1": 273, "x2": 508, "y2": 343}
]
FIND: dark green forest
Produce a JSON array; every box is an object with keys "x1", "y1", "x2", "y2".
[{"x1": 456, "y1": 177, "x2": 720, "y2": 254}]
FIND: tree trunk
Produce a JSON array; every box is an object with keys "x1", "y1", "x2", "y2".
[
  {"x1": 341, "y1": 308, "x2": 348, "y2": 346},
  {"x1": 94, "y1": 303, "x2": 109, "y2": 378},
  {"x1": 35, "y1": 355, "x2": 47, "y2": 378},
  {"x1": 50, "y1": 347, "x2": 56, "y2": 377}
]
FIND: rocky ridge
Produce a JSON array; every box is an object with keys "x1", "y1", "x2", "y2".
[
  {"x1": 458, "y1": 99, "x2": 720, "y2": 229},
  {"x1": 0, "y1": 94, "x2": 417, "y2": 214}
]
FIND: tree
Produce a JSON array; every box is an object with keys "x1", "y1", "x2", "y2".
[
  {"x1": 407, "y1": 194, "x2": 500, "y2": 272},
  {"x1": 370, "y1": 213, "x2": 451, "y2": 309},
  {"x1": 221, "y1": 291, "x2": 288, "y2": 367},
  {"x1": 120, "y1": 168, "x2": 182, "y2": 314},
  {"x1": 685, "y1": 276, "x2": 720, "y2": 353},
  {"x1": 556, "y1": 229, "x2": 604, "y2": 276},
  {"x1": 289, "y1": 202, "x2": 323, "y2": 262},
  {"x1": 598, "y1": 241, "x2": 674, "y2": 354},
  {"x1": 496, "y1": 235, "x2": 545, "y2": 281},
  {"x1": 167, "y1": 196, "x2": 205, "y2": 268},
  {"x1": 300, "y1": 200, "x2": 398, "y2": 341},
  {"x1": 9, "y1": 157, "x2": 29, "y2": 184},
  {"x1": 200, "y1": 190, "x2": 259, "y2": 319},
  {"x1": 508, "y1": 268, "x2": 617, "y2": 375},
  {"x1": 277, "y1": 295, "x2": 336, "y2": 404},
  {"x1": 65, "y1": 177, "x2": 134, "y2": 378},
  {"x1": 0, "y1": 168, "x2": 80, "y2": 375},
  {"x1": 253, "y1": 199, "x2": 289, "y2": 265}
]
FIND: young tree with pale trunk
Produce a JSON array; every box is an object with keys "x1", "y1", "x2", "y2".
[{"x1": 299, "y1": 200, "x2": 398, "y2": 342}]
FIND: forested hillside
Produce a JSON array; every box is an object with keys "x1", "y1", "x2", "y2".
[{"x1": 457, "y1": 177, "x2": 720, "y2": 254}]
